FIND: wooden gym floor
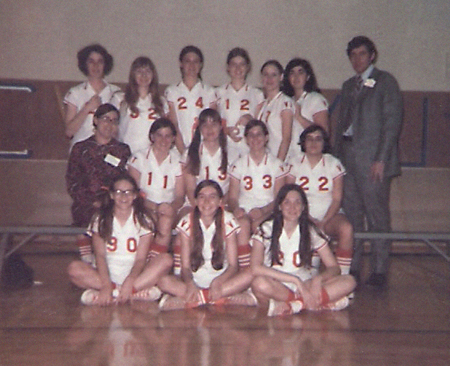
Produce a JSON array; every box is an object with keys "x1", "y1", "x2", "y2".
[{"x1": 1, "y1": 242, "x2": 449, "y2": 366}]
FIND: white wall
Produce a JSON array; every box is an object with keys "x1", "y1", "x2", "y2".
[{"x1": 1, "y1": 0, "x2": 449, "y2": 91}]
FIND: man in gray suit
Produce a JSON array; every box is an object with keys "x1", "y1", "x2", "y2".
[{"x1": 334, "y1": 36, "x2": 403, "y2": 287}]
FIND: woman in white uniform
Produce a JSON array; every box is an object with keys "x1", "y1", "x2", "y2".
[
  {"x1": 282, "y1": 58, "x2": 329, "y2": 147},
  {"x1": 158, "y1": 180, "x2": 255, "y2": 309},
  {"x1": 216, "y1": 47, "x2": 264, "y2": 163},
  {"x1": 67, "y1": 173, "x2": 173, "y2": 306},
  {"x1": 228, "y1": 120, "x2": 287, "y2": 267},
  {"x1": 64, "y1": 44, "x2": 122, "y2": 149},
  {"x1": 250, "y1": 184, "x2": 356, "y2": 316},
  {"x1": 128, "y1": 117, "x2": 185, "y2": 251},
  {"x1": 255, "y1": 60, "x2": 295, "y2": 161},
  {"x1": 119, "y1": 56, "x2": 169, "y2": 154},
  {"x1": 165, "y1": 45, "x2": 216, "y2": 153},
  {"x1": 286, "y1": 124, "x2": 354, "y2": 275},
  {"x1": 183, "y1": 108, "x2": 230, "y2": 206}
]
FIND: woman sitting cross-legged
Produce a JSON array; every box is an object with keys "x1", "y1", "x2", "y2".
[
  {"x1": 67, "y1": 173, "x2": 172, "y2": 306},
  {"x1": 250, "y1": 184, "x2": 356, "y2": 316},
  {"x1": 158, "y1": 180, "x2": 255, "y2": 310}
]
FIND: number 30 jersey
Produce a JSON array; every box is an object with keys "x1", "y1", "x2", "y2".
[{"x1": 91, "y1": 212, "x2": 153, "y2": 285}]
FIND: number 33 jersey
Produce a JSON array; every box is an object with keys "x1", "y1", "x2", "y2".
[{"x1": 229, "y1": 153, "x2": 288, "y2": 212}]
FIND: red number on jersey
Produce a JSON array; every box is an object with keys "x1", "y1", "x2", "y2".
[
  {"x1": 107, "y1": 237, "x2": 117, "y2": 252},
  {"x1": 195, "y1": 97, "x2": 204, "y2": 109},
  {"x1": 243, "y1": 176, "x2": 253, "y2": 190},
  {"x1": 318, "y1": 177, "x2": 329, "y2": 191},
  {"x1": 177, "y1": 97, "x2": 187, "y2": 110},
  {"x1": 298, "y1": 176, "x2": 309, "y2": 190},
  {"x1": 163, "y1": 175, "x2": 168, "y2": 189},
  {"x1": 218, "y1": 170, "x2": 226, "y2": 181},
  {"x1": 147, "y1": 172, "x2": 152, "y2": 186},
  {"x1": 225, "y1": 99, "x2": 230, "y2": 110},
  {"x1": 148, "y1": 108, "x2": 158, "y2": 121},
  {"x1": 262, "y1": 174, "x2": 272, "y2": 189},
  {"x1": 240, "y1": 99, "x2": 250, "y2": 111},
  {"x1": 278, "y1": 250, "x2": 285, "y2": 265},
  {"x1": 127, "y1": 238, "x2": 137, "y2": 253},
  {"x1": 293, "y1": 251, "x2": 301, "y2": 268}
]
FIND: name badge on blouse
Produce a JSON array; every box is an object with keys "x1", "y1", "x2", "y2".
[{"x1": 104, "y1": 154, "x2": 121, "y2": 167}]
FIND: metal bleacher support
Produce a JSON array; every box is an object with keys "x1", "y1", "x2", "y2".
[
  {"x1": 0, "y1": 226, "x2": 449, "y2": 282},
  {"x1": 0, "y1": 226, "x2": 85, "y2": 279}
]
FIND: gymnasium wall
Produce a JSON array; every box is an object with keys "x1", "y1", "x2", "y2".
[
  {"x1": 0, "y1": 0, "x2": 449, "y2": 91},
  {"x1": 1, "y1": 0, "x2": 449, "y2": 229},
  {"x1": 1, "y1": 79, "x2": 449, "y2": 168}
]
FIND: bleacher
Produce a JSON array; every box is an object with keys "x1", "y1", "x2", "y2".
[{"x1": 1, "y1": 79, "x2": 449, "y2": 279}]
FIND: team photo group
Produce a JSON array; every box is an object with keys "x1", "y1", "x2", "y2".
[{"x1": 64, "y1": 35, "x2": 403, "y2": 316}]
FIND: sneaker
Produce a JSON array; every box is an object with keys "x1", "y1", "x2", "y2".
[
  {"x1": 132, "y1": 286, "x2": 162, "y2": 301},
  {"x1": 80, "y1": 289, "x2": 100, "y2": 305},
  {"x1": 159, "y1": 294, "x2": 187, "y2": 311},
  {"x1": 267, "y1": 299, "x2": 293, "y2": 316},
  {"x1": 222, "y1": 292, "x2": 258, "y2": 306},
  {"x1": 322, "y1": 296, "x2": 350, "y2": 311}
]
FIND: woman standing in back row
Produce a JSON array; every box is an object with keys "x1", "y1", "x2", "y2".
[
  {"x1": 64, "y1": 44, "x2": 122, "y2": 150},
  {"x1": 216, "y1": 47, "x2": 264, "y2": 163},
  {"x1": 282, "y1": 58, "x2": 330, "y2": 156},
  {"x1": 256, "y1": 60, "x2": 295, "y2": 161},
  {"x1": 165, "y1": 45, "x2": 216, "y2": 153},
  {"x1": 119, "y1": 56, "x2": 169, "y2": 154}
]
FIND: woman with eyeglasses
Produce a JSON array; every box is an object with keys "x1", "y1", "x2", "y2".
[
  {"x1": 66, "y1": 103, "x2": 131, "y2": 264},
  {"x1": 286, "y1": 124, "x2": 353, "y2": 276},
  {"x1": 67, "y1": 173, "x2": 172, "y2": 306}
]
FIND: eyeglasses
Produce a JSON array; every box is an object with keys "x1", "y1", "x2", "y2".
[
  {"x1": 99, "y1": 115, "x2": 119, "y2": 125},
  {"x1": 113, "y1": 189, "x2": 135, "y2": 196}
]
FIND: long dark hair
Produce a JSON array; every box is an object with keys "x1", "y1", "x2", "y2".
[
  {"x1": 186, "y1": 108, "x2": 228, "y2": 176},
  {"x1": 124, "y1": 56, "x2": 165, "y2": 117},
  {"x1": 95, "y1": 173, "x2": 155, "y2": 243},
  {"x1": 190, "y1": 180, "x2": 225, "y2": 272},
  {"x1": 259, "y1": 184, "x2": 326, "y2": 267},
  {"x1": 282, "y1": 58, "x2": 321, "y2": 97}
]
